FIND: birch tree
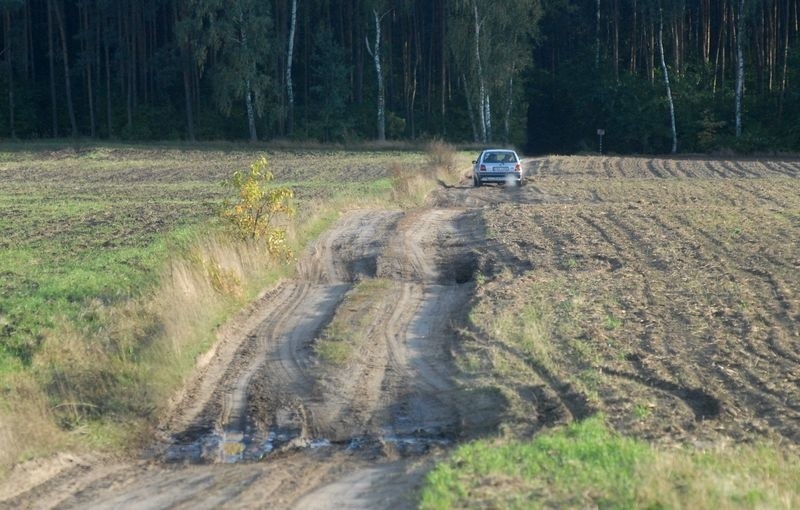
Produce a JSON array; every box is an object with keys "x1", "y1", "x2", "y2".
[
  {"x1": 285, "y1": 0, "x2": 297, "y2": 135},
  {"x1": 365, "y1": 8, "x2": 389, "y2": 141},
  {"x1": 735, "y1": 0, "x2": 745, "y2": 137},
  {"x1": 658, "y1": 2, "x2": 677, "y2": 153},
  {"x1": 187, "y1": 0, "x2": 273, "y2": 141},
  {"x1": 450, "y1": 0, "x2": 538, "y2": 144},
  {"x1": 52, "y1": 0, "x2": 78, "y2": 138}
]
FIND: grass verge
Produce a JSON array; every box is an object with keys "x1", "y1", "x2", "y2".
[{"x1": 421, "y1": 416, "x2": 800, "y2": 509}]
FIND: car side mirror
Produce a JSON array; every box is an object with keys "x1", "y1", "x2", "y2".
[{"x1": 472, "y1": 160, "x2": 477, "y2": 164}]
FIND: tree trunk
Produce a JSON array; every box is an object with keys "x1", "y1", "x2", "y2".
[
  {"x1": 104, "y1": 16, "x2": 113, "y2": 138},
  {"x1": 245, "y1": 82, "x2": 257, "y2": 141},
  {"x1": 596, "y1": 0, "x2": 601, "y2": 68},
  {"x1": 659, "y1": 4, "x2": 677, "y2": 153},
  {"x1": 484, "y1": 94, "x2": 492, "y2": 143},
  {"x1": 713, "y1": 0, "x2": 728, "y2": 94},
  {"x1": 474, "y1": 4, "x2": 487, "y2": 143},
  {"x1": 630, "y1": 0, "x2": 637, "y2": 73},
  {"x1": 83, "y1": 6, "x2": 96, "y2": 138},
  {"x1": 462, "y1": 73, "x2": 478, "y2": 142},
  {"x1": 53, "y1": 0, "x2": 78, "y2": 138},
  {"x1": 47, "y1": 0, "x2": 58, "y2": 137},
  {"x1": 4, "y1": 10, "x2": 16, "y2": 139},
  {"x1": 366, "y1": 9, "x2": 386, "y2": 141},
  {"x1": 779, "y1": 0, "x2": 789, "y2": 116},
  {"x1": 735, "y1": 0, "x2": 745, "y2": 137},
  {"x1": 173, "y1": 0, "x2": 195, "y2": 141},
  {"x1": 504, "y1": 70, "x2": 514, "y2": 144},
  {"x1": 183, "y1": 64, "x2": 195, "y2": 141},
  {"x1": 440, "y1": 0, "x2": 446, "y2": 136},
  {"x1": 613, "y1": 0, "x2": 619, "y2": 81},
  {"x1": 286, "y1": 0, "x2": 297, "y2": 135}
]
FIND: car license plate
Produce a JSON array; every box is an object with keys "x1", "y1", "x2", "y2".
[{"x1": 497, "y1": 167, "x2": 508, "y2": 172}]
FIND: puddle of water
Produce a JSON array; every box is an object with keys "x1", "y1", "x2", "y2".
[
  {"x1": 165, "y1": 423, "x2": 452, "y2": 464},
  {"x1": 165, "y1": 429, "x2": 337, "y2": 464}
]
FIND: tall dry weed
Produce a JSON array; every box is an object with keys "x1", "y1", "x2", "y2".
[
  {"x1": 389, "y1": 162, "x2": 432, "y2": 206},
  {"x1": 0, "y1": 375, "x2": 66, "y2": 473},
  {"x1": 426, "y1": 140, "x2": 459, "y2": 181},
  {"x1": 154, "y1": 234, "x2": 278, "y2": 362}
]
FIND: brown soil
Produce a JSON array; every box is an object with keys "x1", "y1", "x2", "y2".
[{"x1": 2, "y1": 155, "x2": 799, "y2": 508}]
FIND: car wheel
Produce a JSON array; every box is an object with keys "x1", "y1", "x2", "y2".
[{"x1": 473, "y1": 175, "x2": 481, "y2": 187}]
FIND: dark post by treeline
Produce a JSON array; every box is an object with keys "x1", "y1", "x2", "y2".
[{"x1": 0, "y1": 0, "x2": 798, "y2": 153}]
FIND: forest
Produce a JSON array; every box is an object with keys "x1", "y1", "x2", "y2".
[{"x1": 0, "y1": 0, "x2": 798, "y2": 154}]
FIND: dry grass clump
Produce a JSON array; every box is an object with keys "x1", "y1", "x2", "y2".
[
  {"x1": 390, "y1": 141, "x2": 463, "y2": 206},
  {"x1": 0, "y1": 376, "x2": 66, "y2": 474},
  {"x1": 635, "y1": 443, "x2": 800, "y2": 509},
  {"x1": 426, "y1": 140, "x2": 457, "y2": 177},
  {"x1": 389, "y1": 162, "x2": 433, "y2": 206}
]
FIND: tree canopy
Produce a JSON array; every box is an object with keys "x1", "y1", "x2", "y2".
[{"x1": 0, "y1": 0, "x2": 798, "y2": 153}]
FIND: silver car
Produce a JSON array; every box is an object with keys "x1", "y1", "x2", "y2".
[{"x1": 472, "y1": 149, "x2": 524, "y2": 187}]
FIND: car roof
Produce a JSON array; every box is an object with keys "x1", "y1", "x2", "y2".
[
  {"x1": 481, "y1": 149, "x2": 517, "y2": 155},
  {"x1": 480, "y1": 149, "x2": 518, "y2": 158}
]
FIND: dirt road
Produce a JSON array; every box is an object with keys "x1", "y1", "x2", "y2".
[
  {"x1": 2, "y1": 154, "x2": 799, "y2": 509},
  {"x1": 2, "y1": 201, "x2": 499, "y2": 509}
]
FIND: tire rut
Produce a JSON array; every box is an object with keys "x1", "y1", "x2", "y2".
[{"x1": 159, "y1": 207, "x2": 487, "y2": 465}]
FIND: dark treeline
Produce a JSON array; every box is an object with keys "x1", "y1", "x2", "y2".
[{"x1": 0, "y1": 0, "x2": 798, "y2": 153}]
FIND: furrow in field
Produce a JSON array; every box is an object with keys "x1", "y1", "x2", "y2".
[
  {"x1": 772, "y1": 161, "x2": 800, "y2": 177},
  {"x1": 650, "y1": 158, "x2": 673, "y2": 178},
  {"x1": 718, "y1": 161, "x2": 750, "y2": 177},
  {"x1": 728, "y1": 180, "x2": 788, "y2": 208},
  {"x1": 705, "y1": 160, "x2": 733, "y2": 178},
  {"x1": 645, "y1": 159, "x2": 666, "y2": 178},
  {"x1": 674, "y1": 160, "x2": 699, "y2": 178}
]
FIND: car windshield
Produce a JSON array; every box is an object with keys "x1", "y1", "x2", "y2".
[{"x1": 484, "y1": 151, "x2": 516, "y2": 163}]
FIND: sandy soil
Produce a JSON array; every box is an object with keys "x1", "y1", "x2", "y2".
[{"x1": 2, "y1": 154, "x2": 799, "y2": 509}]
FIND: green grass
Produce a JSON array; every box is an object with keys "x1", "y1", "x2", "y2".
[
  {"x1": 313, "y1": 278, "x2": 391, "y2": 365},
  {"x1": 421, "y1": 417, "x2": 648, "y2": 509},
  {"x1": 420, "y1": 416, "x2": 800, "y2": 509}
]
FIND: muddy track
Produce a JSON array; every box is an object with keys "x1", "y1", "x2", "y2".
[{"x1": 2, "y1": 203, "x2": 499, "y2": 509}]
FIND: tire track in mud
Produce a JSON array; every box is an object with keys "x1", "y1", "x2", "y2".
[
  {"x1": 632, "y1": 211, "x2": 800, "y2": 441},
  {"x1": 572, "y1": 210, "x2": 725, "y2": 423}
]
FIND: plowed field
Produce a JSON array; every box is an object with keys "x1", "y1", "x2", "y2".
[
  {"x1": 455, "y1": 156, "x2": 800, "y2": 448},
  {"x1": 2, "y1": 154, "x2": 799, "y2": 509}
]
